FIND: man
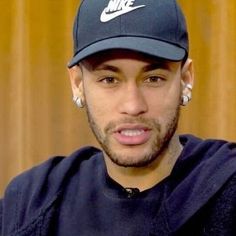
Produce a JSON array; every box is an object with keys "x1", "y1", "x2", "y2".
[{"x1": 1, "y1": 0, "x2": 236, "y2": 235}]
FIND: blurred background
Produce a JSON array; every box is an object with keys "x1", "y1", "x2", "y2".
[{"x1": 0, "y1": 0, "x2": 236, "y2": 196}]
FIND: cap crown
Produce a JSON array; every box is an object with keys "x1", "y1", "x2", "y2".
[{"x1": 69, "y1": 0, "x2": 188, "y2": 67}]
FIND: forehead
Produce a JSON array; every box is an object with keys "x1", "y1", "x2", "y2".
[{"x1": 80, "y1": 49, "x2": 181, "y2": 71}]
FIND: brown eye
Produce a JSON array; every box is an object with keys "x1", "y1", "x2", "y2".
[
  {"x1": 101, "y1": 77, "x2": 118, "y2": 84},
  {"x1": 97, "y1": 76, "x2": 120, "y2": 88},
  {"x1": 146, "y1": 76, "x2": 165, "y2": 83},
  {"x1": 143, "y1": 75, "x2": 166, "y2": 87}
]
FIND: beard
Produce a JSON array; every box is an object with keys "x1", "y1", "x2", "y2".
[{"x1": 85, "y1": 106, "x2": 180, "y2": 168}]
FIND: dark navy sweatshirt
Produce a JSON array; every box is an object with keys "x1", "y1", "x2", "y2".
[{"x1": 1, "y1": 135, "x2": 236, "y2": 235}]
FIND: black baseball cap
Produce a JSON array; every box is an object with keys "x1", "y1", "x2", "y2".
[{"x1": 68, "y1": 0, "x2": 189, "y2": 68}]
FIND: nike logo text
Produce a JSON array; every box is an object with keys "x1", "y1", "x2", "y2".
[{"x1": 100, "y1": 0, "x2": 146, "y2": 23}]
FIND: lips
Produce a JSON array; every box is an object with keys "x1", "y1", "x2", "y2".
[{"x1": 112, "y1": 124, "x2": 151, "y2": 145}]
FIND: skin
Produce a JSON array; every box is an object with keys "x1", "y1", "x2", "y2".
[{"x1": 68, "y1": 50, "x2": 194, "y2": 191}]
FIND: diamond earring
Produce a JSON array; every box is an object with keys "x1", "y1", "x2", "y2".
[
  {"x1": 73, "y1": 96, "x2": 84, "y2": 108},
  {"x1": 181, "y1": 94, "x2": 191, "y2": 106}
]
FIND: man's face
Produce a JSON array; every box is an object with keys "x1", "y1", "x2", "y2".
[{"x1": 79, "y1": 50, "x2": 183, "y2": 167}]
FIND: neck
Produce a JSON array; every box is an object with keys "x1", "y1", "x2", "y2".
[{"x1": 104, "y1": 134, "x2": 183, "y2": 191}]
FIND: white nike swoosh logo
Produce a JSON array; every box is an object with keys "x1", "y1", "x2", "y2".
[{"x1": 100, "y1": 5, "x2": 146, "y2": 23}]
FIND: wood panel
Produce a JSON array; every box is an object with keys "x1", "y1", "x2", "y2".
[{"x1": 179, "y1": 0, "x2": 236, "y2": 140}]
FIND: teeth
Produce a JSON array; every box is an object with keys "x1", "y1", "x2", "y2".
[{"x1": 120, "y1": 129, "x2": 144, "y2": 137}]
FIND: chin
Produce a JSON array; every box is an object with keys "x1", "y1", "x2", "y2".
[
  {"x1": 109, "y1": 155, "x2": 157, "y2": 168},
  {"x1": 104, "y1": 146, "x2": 162, "y2": 168}
]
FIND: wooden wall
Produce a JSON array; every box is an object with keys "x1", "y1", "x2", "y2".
[{"x1": 0, "y1": 0, "x2": 236, "y2": 195}]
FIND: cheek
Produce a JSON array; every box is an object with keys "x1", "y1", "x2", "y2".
[
  {"x1": 145, "y1": 86, "x2": 181, "y2": 113},
  {"x1": 161, "y1": 80, "x2": 182, "y2": 107},
  {"x1": 84, "y1": 87, "x2": 114, "y2": 126},
  {"x1": 83, "y1": 78, "x2": 121, "y2": 113},
  {"x1": 143, "y1": 85, "x2": 181, "y2": 128}
]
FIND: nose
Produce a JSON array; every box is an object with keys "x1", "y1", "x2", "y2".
[{"x1": 118, "y1": 84, "x2": 148, "y2": 116}]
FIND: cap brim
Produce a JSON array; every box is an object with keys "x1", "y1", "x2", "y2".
[{"x1": 68, "y1": 37, "x2": 186, "y2": 68}]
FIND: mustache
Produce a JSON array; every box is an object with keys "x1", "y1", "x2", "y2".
[{"x1": 104, "y1": 117, "x2": 161, "y2": 134}]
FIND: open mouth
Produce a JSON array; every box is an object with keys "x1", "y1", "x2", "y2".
[
  {"x1": 113, "y1": 125, "x2": 151, "y2": 145},
  {"x1": 120, "y1": 129, "x2": 145, "y2": 137}
]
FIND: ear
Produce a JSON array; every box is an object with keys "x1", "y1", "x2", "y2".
[
  {"x1": 67, "y1": 65, "x2": 84, "y2": 100},
  {"x1": 181, "y1": 58, "x2": 194, "y2": 95}
]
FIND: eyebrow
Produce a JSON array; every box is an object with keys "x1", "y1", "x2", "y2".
[
  {"x1": 141, "y1": 62, "x2": 171, "y2": 72},
  {"x1": 94, "y1": 64, "x2": 120, "y2": 73},
  {"x1": 93, "y1": 62, "x2": 171, "y2": 73}
]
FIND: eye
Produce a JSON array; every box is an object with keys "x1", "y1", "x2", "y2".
[
  {"x1": 100, "y1": 76, "x2": 118, "y2": 84},
  {"x1": 98, "y1": 76, "x2": 118, "y2": 84},
  {"x1": 144, "y1": 75, "x2": 166, "y2": 86},
  {"x1": 97, "y1": 76, "x2": 120, "y2": 87}
]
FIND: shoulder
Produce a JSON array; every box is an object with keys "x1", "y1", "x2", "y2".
[
  {"x1": 5, "y1": 146, "x2": 101, "y2": 197},
  {"x1": 165, "y1": 135, "x2": 236, "y2": 232},
  {"x1": 179, "y1": 134, "x2": 236, "y2": 165},
  {"x1": 1, "y1": 146, "x2": 102, "y2": 234},
  {"x1": 173, "y1": 134, "x2": 236, "y2": 209},
  {"x1": 180, "y1": 134, "x2": 236, "y2": 155},
  {"x1": 178, "y1": 135, "x2": 236, "y2": 186}
]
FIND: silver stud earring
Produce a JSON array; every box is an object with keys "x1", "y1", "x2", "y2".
[
  {"x1": 73, "y1": 96, "x2": 84, "y2": 108},
  {"x1": 181, "y1": 94, "x2": 191, "y2": 106},
  {"x1": 185, "y1": 84, "x2": 193, "y2": 91}
]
